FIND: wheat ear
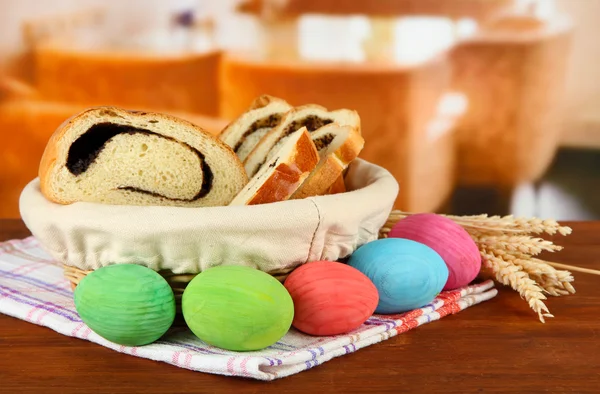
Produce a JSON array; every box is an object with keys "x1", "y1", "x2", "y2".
[{"x1": 481, "y1": 249, "x2": 552, "y2": 323}]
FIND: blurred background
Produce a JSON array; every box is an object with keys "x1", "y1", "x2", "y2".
[{"x1": 0, "y1": 0, "x2": 598, "y2": 220}]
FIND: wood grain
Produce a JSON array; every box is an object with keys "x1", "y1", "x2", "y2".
[{"x1": 1, "y1": 220, "x2": 599, "y2": 393}]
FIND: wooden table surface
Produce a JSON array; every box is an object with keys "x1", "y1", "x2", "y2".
[{"x1": 1, "y1": 219, "x2": 599, "y2": 393}]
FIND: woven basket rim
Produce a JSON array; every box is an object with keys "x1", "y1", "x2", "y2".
[{"x1": 63, "y1": 263, "x2": 293, "y2": 289}]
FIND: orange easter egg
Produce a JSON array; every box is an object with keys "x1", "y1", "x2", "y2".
[{"x1": 284, "y1": 261, "x2": 379, "y2": 336}]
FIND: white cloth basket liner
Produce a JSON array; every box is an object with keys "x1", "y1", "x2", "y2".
[{"x1": 19, "y1": 159, "x2": 399, "y2": 275}]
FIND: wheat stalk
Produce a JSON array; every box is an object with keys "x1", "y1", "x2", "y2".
[
  {"x1": 475, "y1": 235, "x2": 562, "y2": 255},
  {"x1": 382, "y1": 211, "x2": 572, "y2": 237},
  {"x1": 484, "y1": 247, "x2": 575, "y2": 294},
  {"x1": 481, "y1": 249, "x2": 552, "y2": 323}
]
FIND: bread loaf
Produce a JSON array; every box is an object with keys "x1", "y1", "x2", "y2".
[
  {"x1": 291, "y1": 124, "x2": 364, "y2": 199},
  {"x1": 229, "y1": 127, "x2": 319, "y2": 205},
  {"x1": 219, "y1": 95, "x2": 291, "y2": 162},
  {"x1": 243, "y1": 104, "x2": 360, "y2": 177},
  {"x1": 39, "y1": 106, "x2": 248, "y2": 207}
]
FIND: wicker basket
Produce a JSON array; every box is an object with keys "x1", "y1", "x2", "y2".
[
  {"x1": 20, "y1": 159, "x2": 399, "y2": 308},
  {"x1": 61, "y1": 221, "x2": 397, "y2": 313}
]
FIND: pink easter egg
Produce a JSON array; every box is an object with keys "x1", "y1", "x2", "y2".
[
  {"x1": 284, "y1": 261, "x2": 379, "y2": 336},
  {"x1": 388, "y1": 213, "x2": 481, "y2": 290}
]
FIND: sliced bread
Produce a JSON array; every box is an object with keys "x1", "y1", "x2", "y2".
[
  {"x1": 39, "y1": 106, "x2": 248, "y2": 207},
  {"x1": 219, "y1": 95, "x2": 292, "y2": 163},
  {"x1": 243, "y1": 104, "x2": 360, "y2": 177},
  {"x1": 291, "y1": 124, "x2": 364, "y2": 199},
  {"x1": 229, "y1": 127, "x2": 319, "y2": 205},
  {"x1": 327, "y1": 174, "x2": 347, "y2": 195}
]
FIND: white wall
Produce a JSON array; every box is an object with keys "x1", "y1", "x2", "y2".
[
  {"x1": 0, "y1": 0, "x2": 229, "y2": 57},
  {"x1": 554, "y1": 0, "x2": 600, "y2": 120},
  {"x1": 1, "y1": 0, "x2": 103, "y2": 54}
]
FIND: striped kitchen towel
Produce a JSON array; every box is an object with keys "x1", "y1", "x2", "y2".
[{"x1": 0, "y1": 236, "x2": 498, "y2": 381}]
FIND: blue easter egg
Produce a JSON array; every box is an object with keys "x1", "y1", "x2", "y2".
[{"x1": 348, "y1": 238, "x2": 449, "y2": 314}]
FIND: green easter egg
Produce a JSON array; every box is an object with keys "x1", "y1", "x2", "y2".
[
  {"x1": 182, "y1": 265, "x2": 294, "y2": 351},
  {"x1": 74, "y1": 264, "x2": 176, "y2": 346}
]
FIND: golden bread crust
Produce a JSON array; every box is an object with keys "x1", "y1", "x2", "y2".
[
  {"x1": 218, "y1": 94, "x2": 291, "y2": 146},
  {"x1": 291, "y1": 125, "x2": 364, "y2": 199},
  {"x1": 244, "y1": 129, "x2": 319, "y2": 205},
  {"x1": 291, "y1": 156, "x2": 345, "y2": 200},
  {"x1": 38, "y1": 111, "x2": 81, "y2": 204},
  {"x1": 327, "y1": 174, "x2": 346, "y2": 194},
  {"x1": 247, "y1": 94, "x2": 289, "y2": 111}
]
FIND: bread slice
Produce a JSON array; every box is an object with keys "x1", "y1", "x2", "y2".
[
  {"x1": 39, "y1": 106, "x2": 248, "y2": 207},
  {"x1": 327, "y1": 174, "x2": 346, "y2": 195},
  {"x1": 219, "y1": 95, "x2": 292, "y2": 163},
  {"x1": 291, "y1": 124, "x2": 364, "y2": 199},
  {"x1": 229, "y1": 127, "x2": 319, "y2": 205},
  {"x1": 243, "y1": 104, "x2": 360, "y2": 177}
]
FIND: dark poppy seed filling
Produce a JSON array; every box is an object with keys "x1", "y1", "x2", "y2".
[
  {"x1": 282, "y1": 116, "x2": 333, "y2": 139},
  {"x1": 313, "y1": 133, "x2": 335, "y2": 151},
  {"x1": 254, "y1": 116, "x2": 334, "y2": 172},
  {"x1": 66, "y1": 122, "x2": 213, "y2": 200},
  {"x1": 233, "y1": 114, "x2": 282, "y2": 153}
]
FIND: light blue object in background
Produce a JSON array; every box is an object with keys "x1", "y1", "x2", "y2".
[{"x1": 348, "y1": 238, "x2": 449, "y2": 314}]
